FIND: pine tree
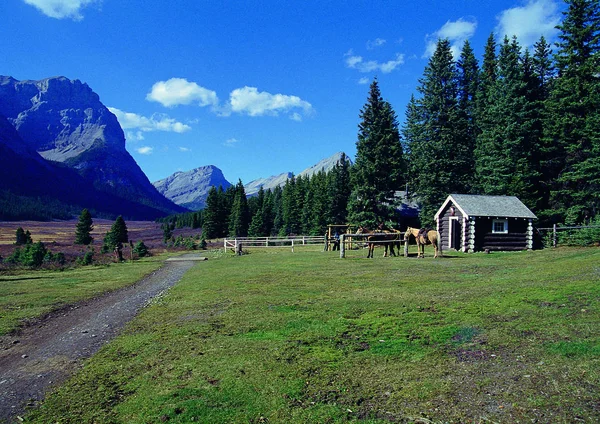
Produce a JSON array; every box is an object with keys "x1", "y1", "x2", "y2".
[
  {"x1": 248, "y1": 186, "x2": 268, "y2": 237},
  {"x1": 544, "y1": 0, "x2": 600, "y2": 223},
  {"x1": 102, "y1": 215, "x2": 129, "y2": 260},
  {"x1": 228, "y1": 180, "x2": 250, "y2": 237},
  {"x1": 475, "y1": 36, "x2": 540, "y2": 207},
  {"x1": 456, "y1": 40, "x2": 479, "y2": 190},
  {"x1": 74, "y1": 208, "x2": 94, "y2": 245},
  {"x1": 347, "y1": 79, "x2": 405, "y2": 227},
  {"x1": 407, "y1": 39, "x2": 463, "y2": 224},
  {"x1": 203, "y1": 186, "x2": 227, "y2": 238},
  {"x1": 327, "y1": 153, "x2": 351, "y2": 225}
]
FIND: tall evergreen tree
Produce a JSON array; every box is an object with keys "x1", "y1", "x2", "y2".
[
  {"x1": 228, "y1": 180, "x2": 250, "y2": 237},
  {"x1": 475, "y1": 36, "x2": 540, "y2": 208},
  {"x1": 327, "y1": 153, "x2": 352, "y2": 224},
  {"x1": 407, "y1": 39, "x2": 463, "y2": 224},
  {"x1": 203, "y1": 186, "x2": 228, "y2": 238},
  {"x1": 456, "y1": 40, "x2": 480, "y2": 190},
  {"x1": 248, "y1": 186, "x2": 268, "y2": 237},
  {"x1": 74, "y1": 208, "x2": 94, "y2": 245},
  {"x1": 347, "y1": 79, "x2": 405, "y2": 227},
  {"x1": 544, "y1": 0, "x2": 600, "y2": 223}
]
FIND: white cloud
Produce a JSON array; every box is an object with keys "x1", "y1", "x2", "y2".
[
  {"x1": 424, "y1": 17, "x2": 478, "y2": 58},
  {"x1": 367, "y1": 38, "x2": 387, "y2": 50},
  {"x1": 358, "y1": 77, "x2": 370, "y2": 85},
  {"x1": 227, "y1": 87, "x2": 313, "y2": 118},
  {"x1": 146, "y1": 78, "x2": 219, "y2": 108},
  {"x1": 108, "y1": 107, "x2": 192, "y2": 135},
  {"x1": 495, "y1": 0, "x2": 561, "y2": 48},
  {"x1": 344, "y1": 50, "x2": 405, "y2": 73},
  {"x1": 125, "y1": 131, "x2": 145, "y2": 141},
  {"x1": 136, "y1": 146, "x2": 153, "y2": 155},
  {"x1": 290, "y1": 112, "x2": 303, "y2": 122},
  {"x1": 223, "y1": 138, "x2": 239, "y2": 147},
  {"x1": 178, "y1": 146, "x2": 191, "y2": 152},
  {"x1": 23, "y1": 0, "x2": 98, "y2": 20}
]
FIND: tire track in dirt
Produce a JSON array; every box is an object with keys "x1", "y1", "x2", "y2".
[{"x1": 0, "y1": 254, "x2": 203, "y2": 423}]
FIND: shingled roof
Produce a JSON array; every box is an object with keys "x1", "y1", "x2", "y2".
[{"x1": 435, "y1": 194, "x2": 537, "y2": 219}]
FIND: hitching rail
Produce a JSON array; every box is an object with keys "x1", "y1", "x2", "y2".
[{"x1": 339, "y1": 233, "x2": 408, "y2": 259}]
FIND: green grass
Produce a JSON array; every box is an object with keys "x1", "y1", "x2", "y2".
[
  {"x1": 0, "y1": 255, "x2": 167, "y2": 336},
  {"x1": 25, "y1": 247, "x2": 600, "y2": 423}
]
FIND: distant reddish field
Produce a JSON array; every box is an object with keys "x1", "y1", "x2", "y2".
[{"x1": 0, "y1": 220, "x2": 203, "y2": 265}]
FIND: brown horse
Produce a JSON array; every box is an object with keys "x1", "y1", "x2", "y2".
[
  {"x1": 404, "y1": 227, "x2": 442, "y2": 258},
  {"x1": 357, "y1": 226, "x2": 402, "y2": 258}
]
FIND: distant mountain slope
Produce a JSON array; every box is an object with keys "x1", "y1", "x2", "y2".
[
  {"x1": 153, "y1": 166, "x2": 232, "y2": 210},
  {"x1": 0, "y1": 76, "x2": 186, "y2": 219},
  {"x1": 245, "y1": 152, "x2": 350, "y2": 196},
  {"x1": 154, "y1": 152, "x2": 351, "y2": 210}
]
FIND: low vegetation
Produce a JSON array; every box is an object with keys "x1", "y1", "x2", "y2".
[
  {"x1": 26, "y1": 247, "x2": 600, "y2": 423},
  {"x1": 0, "y1": 256, "x2": 166, "y2": 336}
]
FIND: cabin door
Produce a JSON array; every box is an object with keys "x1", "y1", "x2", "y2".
[{"x1": 449, "y1": 217, "x2": 461, "y2": 250}]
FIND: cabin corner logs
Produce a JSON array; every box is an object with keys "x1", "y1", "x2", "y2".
[{"x1": 435, "y1": 194, "x2": 537, "y2": 253}]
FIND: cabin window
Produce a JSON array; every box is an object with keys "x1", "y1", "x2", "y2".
[{"x1": 492, "y1": 219, "x2": 508, "y2": 234}]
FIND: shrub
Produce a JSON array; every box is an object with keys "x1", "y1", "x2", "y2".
[
  {"x1": 77, "y1": 249, "x2": 94, "y2": 266},
  {"x1": 133, "y1": 241, "x2": 150, "y2": 258},
  {"x1": 6, "y1": 242, "x2": 63, "y2": 268}
]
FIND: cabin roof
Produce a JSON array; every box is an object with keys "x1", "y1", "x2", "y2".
[{"x1": 435, "y1": 194, "x2": 537, "y2": 220}]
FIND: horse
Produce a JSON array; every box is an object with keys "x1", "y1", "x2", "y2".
[
  {"x1": 357, "y1": 226, "x2": 402, "y2": 258},
  {"x1": 404, "y1": 227, "x2": 442, "y2": 258}
]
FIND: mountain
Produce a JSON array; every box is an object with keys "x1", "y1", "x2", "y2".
[
  {"x1": 0, "y1": 76, "x2": 186, "y2": 219},
  {"x1": 153, "y1": 166, "x2": 232, "y2": 210},
  {"x1": 154, "y1": 152, "x2": 351, "y2": 210},
  {"x1": 244, "y1": 152, "x2": 350, "y2": 196}
]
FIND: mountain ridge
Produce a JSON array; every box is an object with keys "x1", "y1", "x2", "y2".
[
  {"x1": 153, "y1": 152, "x2": 351, "y2": 210},
  {"x1": 0, "y1": 75, "x2": 186, "y2": 219}
]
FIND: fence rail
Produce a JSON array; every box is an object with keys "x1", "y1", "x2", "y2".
[
  {"x1": 536, "y1": 224, "x2": 600, "y2": 248},
  {"x1": 224, "y1": 236, "x2": 325, "y2": 253}
]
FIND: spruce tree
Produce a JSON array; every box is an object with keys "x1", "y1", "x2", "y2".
[
  {"x1": 74, "y1": 208, "x2": 94, "y2": 245},
  {"x1": 544, "y1": 0, "x2": 600, "y2": 223},
  {"x1": 456, "y1": 40, "x2": 479, "y2": 191},
  {"x1": 407, "y1": 39, "x2": 463, "y2": 224},
  {"x1": 228, "y1": 180, "x2": 250, "y2": 237},
  {"x1": 347, "y1": 79, "x2": 405, "y2": 227},
  {"x1": 248, "y1": 186, "x2": 268, "y2": 237},
  {"x1": 327, "y1": 153, "x2": 351, "y2": 225}
]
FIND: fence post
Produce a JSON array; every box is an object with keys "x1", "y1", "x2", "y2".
[
  {"x1": 553, "y1": 224, "x2": 557, "y2": 248},
  {"x1": 291, "y1": 239, "x2": 294, "y2": 253},
  {"x1": 404, "y1": 238, "x2": 409, "y2": 257},
  {"x1": 340, "y1": 234, "x2": 346, "y2": 258}
]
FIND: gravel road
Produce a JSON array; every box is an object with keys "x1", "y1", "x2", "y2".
[{"x1": 0, "y1": 254, "x2": 203, "y2": 423}]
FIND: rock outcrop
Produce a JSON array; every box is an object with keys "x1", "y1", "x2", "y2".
[
  {"x1": 153, "y1": 166, "x2": 232, "y2": 210},
  {"x1": 0, "y1": 76, "x2": 186, "y2": 219}
]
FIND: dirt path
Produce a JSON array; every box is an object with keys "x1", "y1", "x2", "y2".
[{"x1": 0, "y1": 254, "x2": 203, "y2": 423}]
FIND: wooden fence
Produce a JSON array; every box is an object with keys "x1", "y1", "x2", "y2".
[
  {"x1": 224, "y1": 236, "x2": 325, "y2": 253},
  {"x1": 339, "y1": 233, "x2": 408, "y2": 258},
  {"x1": 536, "y1": 224, "x2": 600, "y2": 247}
]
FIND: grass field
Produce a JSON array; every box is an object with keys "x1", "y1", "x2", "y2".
[
  {"x1": 25, "y1": 247, "x2": 600, "y2": 423},
  {"x1": 0, "y1": 256, "x2": 166, "y2": 336}
]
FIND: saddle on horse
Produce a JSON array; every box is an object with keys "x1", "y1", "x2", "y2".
[{"x1": 417, "y1": 228, "x2": 432, "y2": 244}]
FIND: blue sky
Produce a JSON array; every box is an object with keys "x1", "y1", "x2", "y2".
[{"x1": 1, "y1": 0, "x2": 565, "y2": 184}]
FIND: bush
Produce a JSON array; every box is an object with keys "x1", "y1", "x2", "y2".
[
  {"x1": 6, "y1": 242, "x2": 64, "y2": 268},
  {"x1": 77, "y1": 249, "x2": 94, "y2": 266},
  {"x1": 133, "y1": 241, "x2": 150, "y2": 258}
]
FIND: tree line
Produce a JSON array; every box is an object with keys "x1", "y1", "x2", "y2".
[
  {"x1": 164, "y1": 0, "x2": 598, "y2": 235},
  {"x1": 160, "y1": 158, "x2": 352, "y2": 239},
  {"x1": 404, "y1": 0, "x2": 599, "y2": 225}
]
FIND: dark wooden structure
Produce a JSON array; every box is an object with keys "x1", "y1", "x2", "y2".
[{"x1": 435, "y1": 194, "x2": 536, "y2": 253}]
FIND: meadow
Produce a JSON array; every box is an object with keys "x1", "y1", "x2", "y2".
[{"x1": 21, "y1": 246, "x2": 600, "y2": 423}]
